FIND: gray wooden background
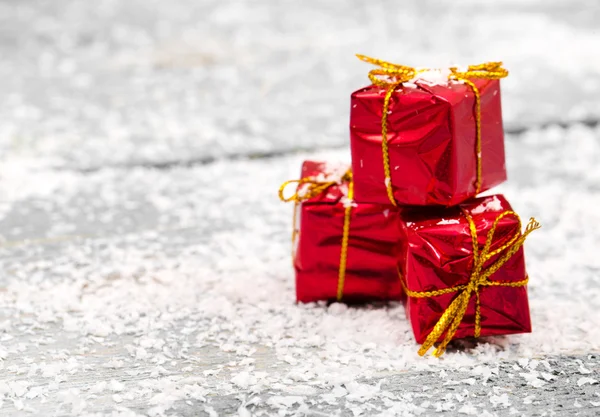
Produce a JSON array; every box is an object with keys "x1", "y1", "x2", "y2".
[{"x1": 1, "y1": 0, "x2": 600, "y2": 415}]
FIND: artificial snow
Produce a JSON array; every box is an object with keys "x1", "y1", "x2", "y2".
[
  {"x1": 577, "y1": 377, "x2": 598, "y2": 387},
  {"x1": 412, "y1": 68, "x2": 452, "y2": 86},
  {"x1": 437, "y1": 219, "x2": 460, "y2": 225},
  {"x1": 1, "y1": 0, "x2": 600, "y2": 415},
  {"x1": 471, "y1": 196, "x2": 503, "y2": 214}
]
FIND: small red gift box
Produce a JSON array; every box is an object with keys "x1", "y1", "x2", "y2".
[
  {"x1": 281, "y1": 160, "x2": 404, "y2": 303},
  {"x1": 350, "y1": 56, "x2": 508, "y2": 207},
  {"x1": 399, "y1": 195, "x2": 539, "y2": 356}
]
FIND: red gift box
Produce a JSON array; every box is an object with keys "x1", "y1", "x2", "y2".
[
  {"x1": 350, "y1": 56, "x2": 508, "y2": 207},
  {"x1": 399, "y1": 195, "x2": 540, "y2": 356},
  {"x1": 281, "y1": 160, "x2": 404, "y2": 303}
]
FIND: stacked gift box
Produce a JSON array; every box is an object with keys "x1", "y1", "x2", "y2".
[{"x1": 279, "y1": 55, "x2": 540, "y2": 357}]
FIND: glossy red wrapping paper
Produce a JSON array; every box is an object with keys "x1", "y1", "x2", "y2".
[
  {"x1": 350, "y1": 79, "x2": 507, "y2": 206},
  {"x1": 294, "y1": 161, "x2": 403, "y2": 303},
  {"x1": 399, "y1": 195, "x2": 532, "y2": 344}
]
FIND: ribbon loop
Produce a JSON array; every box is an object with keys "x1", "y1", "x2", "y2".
[
  {"x1": 278, "y1": 179, "x2": 334, "y2": 203},
  {"x1": 278, "y1": 179, "x2": 305, "y2": 202},
  {"x1": 402, "y1": 210, "x2": 540, "y2": 357},
  {"x1": 450, "y1": 62, "x2": 509, "y2": 81},
  {"x1": 356, "y1": 54, "x2": 417, "y2": 87},
  {"x1": 278, "y1": 170, "x2": 351, "y2": 203}
]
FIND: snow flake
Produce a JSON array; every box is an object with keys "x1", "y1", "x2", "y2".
[
  {"x1": 577, "y1": 377, "x2": 598, "y2": 386},
  {"x1": 231, "y1": 372, "x2": 257, "y2": 389},
  {"x1": 579, "y1": 364, "x2": 593, "y2": 374},
  {"x1": 267, "y1": 395, "x2": 304, "y2": 408},
  {"x1": 520, "y1": 372, "x2": 546, "y2": 388},
  {"x1": 490, "y1": 393, "x2": 510, "y2": 408},
  {"x1": 471, "y1": 196, "x2": 503, "y2": 214},
  {"x1": 437, "y1": 219, "x2": 460, "y2": 225},
  {"x1": 238, "y1": 405, "x2": 252, "y2": 417},
  {"x1": 89, "y1": 381, "x2": 107, "y2": 394},
  {"x1": 110, "y1": 380, "x2": 125, "y2": 392},
  {"x1": 523, "y1": 395, "x2": 535, "y2": 405},
  {"x1": 458, "y1": 403, "x2": 478, "y2": 415},
  {"x1": 204, "y1": 406, "x2": 219, "y2": 417}
]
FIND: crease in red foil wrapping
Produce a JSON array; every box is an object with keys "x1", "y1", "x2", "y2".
[
  {"x1": 294, "y1": 160, "x2": 404, "y2": 303},
  {"x1": 350, "y1": 78, "x2": 507, "y2": 206},
  {"x1": 399, "y1": 195, "x2": 532, "y2": 344}
]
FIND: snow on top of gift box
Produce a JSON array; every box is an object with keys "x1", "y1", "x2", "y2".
[
  {"x1": 471, "y1": 195, "x2": 504, "y2": 214},
  {"x1": 340, "y1": 194, "x2": 358, "y2": 208},
  {"x1": 299, "y1": 160, "x2": 352, "y2": 202},
  {"x1": 411, "y1": 67, "x2": 453, "y2": 86},
  {"x1": 437, "y1": 218, "x2": 461, "y2": 225},
  {"x1": 301, "y1": 160, "x2": 349, "y2": 184},
  {"x1": 312, "y1": 161, "x2": 349, "y2": 184},
  {"x1": 406, "y1": 66, "x2": 474, "y2": 87}
]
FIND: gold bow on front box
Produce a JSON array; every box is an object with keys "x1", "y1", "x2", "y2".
[{"x1": 402, "y1": 210, "x2": 540, "y2": 357}]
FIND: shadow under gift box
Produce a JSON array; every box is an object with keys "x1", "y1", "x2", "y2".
[
  {"x1": 399, "y1": 195, "x2": 532, "y2": 344},
  {"x1": 294, "y1": 161, "x2": 404, "y2": 303},
  {"x1": 350, "y1": 78, "x2": 506, "y2": 206}
]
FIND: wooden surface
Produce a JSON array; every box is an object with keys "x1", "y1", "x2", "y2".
[{"x1": 1, "y1": 0, "x2": 600, "y2": 415}]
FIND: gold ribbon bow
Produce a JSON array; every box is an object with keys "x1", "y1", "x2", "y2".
[
  {"x1": 356, "y1": 54, "x2": 509, "y2": 206},
  {"x1": 402, "y1": 209, "x2": 540, "y2": 357},
  {"x1": 279, "y1": 169, "x2": 354, "y2": 301}
]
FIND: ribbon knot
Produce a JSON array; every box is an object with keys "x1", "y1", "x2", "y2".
[
  {"x1": 356, "y1": 54, "x2": 509, "y2": 205},
  {"x1": 402, "y1": 209, "x2": 540, "y2": 357},
  {"x1": 467, "y1": 281, "x2": 479, "y2": 293}
]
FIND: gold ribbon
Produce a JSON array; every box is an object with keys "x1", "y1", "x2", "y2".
[
  {"x1": 402, "y1": 209, "x2": 540, "y2": 357},
  {"x1": 356, "y1": 54, "x2": 509, "y2": 206},
  {"x1": 279, "y1": 169, "x2": 354, "y2": 301}
]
